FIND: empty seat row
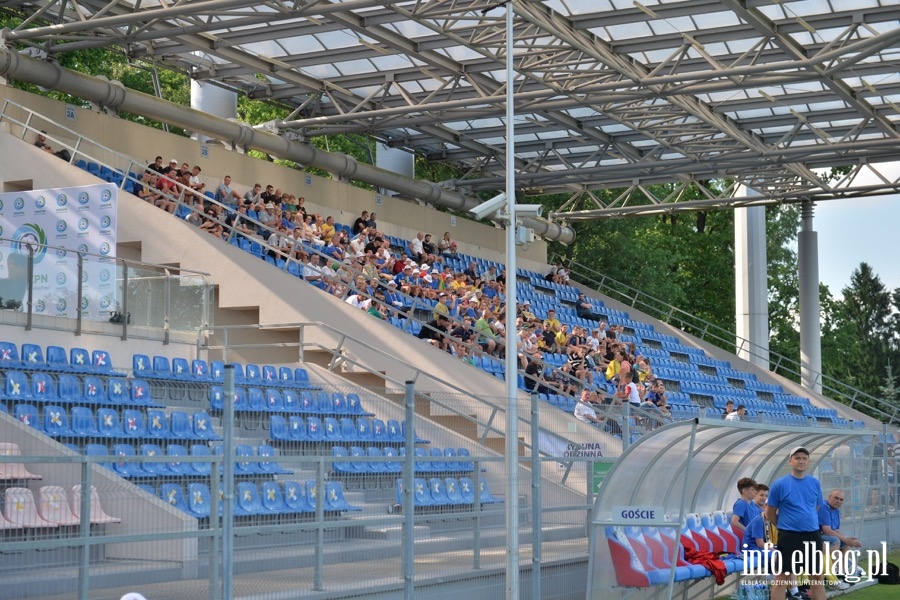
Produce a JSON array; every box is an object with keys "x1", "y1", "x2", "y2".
[
  {"x1": 1, "y1": 484, "x2": 119, "y2": 529},
  {"x1": 331, "y1": 446, "x2": 474, "y2": 475},
  {"x1": 210, "y1": 387, "x2": 371, "y2": 416},
  {"x1": 1, "y1": 372, "x2": 161, "y2": 407},
  {"x1": 270, "y1": 415, "x2": 427, "y2": 445},
  {"x1": 0, "y1": 342, "x2": 121, "y2": 375},
  {"x1": 134, "y1": 355, "x2": 318, "y2": 390},
  {"x1": 157, "y1": 479, "x2": 359, "y2": 519},
  {"x1": 396, "y1": 477, "x2": 502, "y2": 509},
  {"x1": 14, "y1": 405, "x2": 220, "y2": 442}
]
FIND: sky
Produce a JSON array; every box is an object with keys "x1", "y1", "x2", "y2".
[
  {"x1": 816, "y1": 195, "x2": 900, "y2": 296},
  {"x1": 810, "y1": 161, "x2": 900, "y2": 297}
]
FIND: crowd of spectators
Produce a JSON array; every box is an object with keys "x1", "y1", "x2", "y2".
[{"x1": 126, "y1": 155, "x2": 669, "y2": 436}]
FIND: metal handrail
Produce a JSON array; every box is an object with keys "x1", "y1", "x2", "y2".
[{"x1": 550, "y1": 252, "x2": 899, "y2": 426}]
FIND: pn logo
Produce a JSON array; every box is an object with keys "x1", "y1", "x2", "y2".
[
  {"x1": 78, "y1": 218, "x2": 89, "y2": 231},
  {"x1": 56, "y1": 220, "x2": 67, "y2": 233},
  {"x1": 82, "y1": 271, "x2": 89, "y2": 283},
  {"x1": 56, "y1": 299, "x2": 67, "y2": 312},
  {"x1": 100, "y1": 215, "x2": 111, "y2": 229},
  {"x1": 99, "y1": 269, "x2": 110, "y2": 283},
  {"x1": 56, "y1": 273, "x2": 67, "y2": 286},
  {"x1": 35, "y1": 196, "x2": 46, "y2": 209},
  {"x1": 77, "y1": 244, "x2": 88, "y2": 253},
  {"x1": 78, "y1": 192, "x2": 90, "y2": 205},
  {"x1": 81, "y1": 297, "x2": 89, "y2": 310},
  {"x1": 35, "y1": 300, "x2": 45, "y2": 313},
  {"x1": 11, "y1": 223, "x2": 48, "y2": 264},
  {"x1": 14, "y1": 197, "x2": 25, "y2": 210},
  {"x1": 99, "y1": 242, "x2": 111, "y2": 256},
  {"x1": 99, "y1": 295, "x2": 112, "y2": 309},
  {"x1": 100, "y1": 189, "x2": 112, "y2": 203},
  {"x1": 56, "y1": 194, "x2": 68, "y2": 207},
  {"x1": 56, "y1": 248, "x2": 67, "y2": 258}
]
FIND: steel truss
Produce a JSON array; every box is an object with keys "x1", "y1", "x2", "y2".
[{"x1": 2, "y1": 0, "x2": 899, "y2": 220}]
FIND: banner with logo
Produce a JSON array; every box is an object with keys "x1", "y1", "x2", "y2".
[{"x1": 0, "y1": 184, "x2": 117, "y2": 320}]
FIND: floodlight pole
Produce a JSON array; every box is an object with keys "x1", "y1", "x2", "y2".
[{"x1": 503, "y1": 3, "x2": 520, "y2": 600}]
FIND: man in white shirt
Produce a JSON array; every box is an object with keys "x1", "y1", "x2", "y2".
[
  {"x1": 573, "y1": 389, "x2": 605, "y2": 424},
  {"x1": 408, "y1": 232, "x2": 425, "y2": 263},
  {"x1": 345, "y1": 291, "x2": 372, "y2": 311}
]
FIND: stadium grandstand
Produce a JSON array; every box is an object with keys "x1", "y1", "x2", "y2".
[{"x1": 0, "y1": 2, "x2": 899, "y2": 600}]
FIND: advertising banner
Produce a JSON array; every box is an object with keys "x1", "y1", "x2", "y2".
[{"x1": 0, "y1": 183, "x2": 117, "y2": 320}]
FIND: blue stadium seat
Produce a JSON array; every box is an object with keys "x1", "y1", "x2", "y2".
[
  {"x1": 3, "y1": 371, "x2": 32, "y2": 402},
  {"x1": 259, "y1": 481, "x2": 293, "y2": 515},
  {"x1": 43, "y1": 405, "x2": 76, "y2": 437},
  {"x1": 257, "y1": 444, "x2": 292, "y2": 474},
  {"x1": 82, "y1": 376, "x2": 108, "y2": 404},
  {"x1": 21, "y1": 343, "x2": 47, "y2": 369},
  {"x1": 159, "y1": 483, "x2": 189, "y2": 512},
  {"x1": 0, "y1": 341, "x2": 21, "y2": 367},
  {"x1": 289, "y1": 416, "x2": 308, "y2": 441},
  {"x1": 91, "y1": 349, "x2": 120, "y2": 374},
  {"x1": 190, "y1": 445, "x2": 213, "y2": 476},
  {"x1": 186, "y1": 483, "x2": 214, "y2": 519},
  {"x1": 46, "y1": 345, "x2": 74, "y2": 372},
  {"x1": 107, "y1": 377, "x2": 129, "y2": 404},
  {"x1": 32, "y1": 372, "x2": 59, "y2": 402},
  {"x1": 282, "y1": 480, "x2": 313, "y2": 513},
  {"x1": 169, "y1": 411, "x2": 193, "y2": 440},
  {"x1": 146, "y1": 409, "x2": 174, "y2": 439},
  {"x1": 132, "y1": 354, "x2": 153, "y2": 378},
  {"x1": 325, "y1": 481, "x2": 361, "y2": 511},
  {"x1": 71, "y1": 406, "x2": 100, "y2": 437},
  {"x1": 235, "y1": 482, "x2": 265, "y2": 516},
  {"x1": 192, "y1": 411, "x2": 221, "y2": 440},
  {"x1": 58, "y1": 374, "x2": 83, "y2": 404},
  {"x1": 166, "y1": 444, "x2": 191, "y2": 476},
  {"x1": 96, "y1": 408, "x2": 121, "y2": 438},
  {"x1": 141, "y1": 444, "x2": 173, "y2": 476},
  {"x1": 14, "y1": 404, "x2": 41, "y2": 431},
  {"x1": 269, "y1": 415, "x2": 292, "y2": 442},
  {"x1": 121, "y1": 409, "x2": 148, "y2": 439},
  {"x1": 112, "y1": 444, "x2": 151, "y2": 478}
]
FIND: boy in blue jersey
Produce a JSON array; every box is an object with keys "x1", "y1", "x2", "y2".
[
  {"x1": 765, "y1": 446, "x2": 826, "y2": 600},
  {"x1": 731, "y1": 477, "x2": 758, "y2": 535}
]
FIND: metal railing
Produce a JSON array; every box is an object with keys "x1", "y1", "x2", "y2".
[{"x1": 551, "y1": 252, "x2": 900, "y2": 427}]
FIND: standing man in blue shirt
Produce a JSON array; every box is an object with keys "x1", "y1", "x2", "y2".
[{"x1": 765, "y1": 446, "x2": 828, "y2": 600}]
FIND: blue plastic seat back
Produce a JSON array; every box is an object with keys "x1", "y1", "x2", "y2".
[
  {"x1": 194, "y1": 411, "x2": 221, "y2": 440},
  {"x1": 305, "y1": 480, "x2": 319, "y2": 510},
  {"x1": 5, "y1": 371, "x2": 31, "y2": 401},
  {"x1": 122, "y1": 409, "x2": 148, "y2": 438},
  {"x1": 331, "y1": 393, "x2": 347, "y2": 414},
  {"x1": 414, "y1": 478, "x2": 433, "y2": 506},
  {"x1": 307, "y1": 416, "x2": 324, "y2": 441},
  {"x1": 283, "y1": 390, "x2": 299, "y2": 412},
  {"x1": 236, "y1": 482, "x2": 263, "y2": 515},
  {"x1": 331, "y1": 445, "x2": 350, "y2": 473},
  {"x1": 191, "y1": 359, "x2": 210, "y2": 381},
  {"x1": 367, "y1": 447, "x2": 387, "y2": 473},
  {"x1": 261, "y1": 365, "x2": 278, "y2": 385},
  {"x1": 316, "y1": 391, "x2": 333, "y2": 414},
  {"x1": 107, "y1": 377, "x2": 128, "y2": 404},
  {"x1": 209, "y1": 361, "x2": 225, "y2": 383},
  {"x1": 260, "y1": 481, "x2": 288, "y2": 513},
  {"x1": 14, "y1": 404, "x2": 40, "y2": 430},
  {"x1": 282, "y1": 480, "x2": 311, "y2": 512},
  {"x1": 346, "y1": 393, "x2": 365, "y2": 414},
  {"x1": 430, "y1": 447, "x2": 448, "y2": 471},
  {"x1": 233, "y1": 387, "x2": 247, "y2": 411},
  {"x1": 58, "y1": 374, "x2": 82, "y2": 403},
  {"x1": 299, "y1": 391, "x2": 315, "y2": 411},
  {"x1": 458, "y1": 477, "x2": 476, "y2": 504},
  {"x1": 171, "y1": 357, "x2": 190, "y2": 378},
  {"x1": 43, "y1": 405, "x2": 73, "y2": 436},
  {"x1": 387, "y1": 420, "x2": 403, "y2": 443},
  {"x1": 190, "y1": 444, "x2": 213, "y2": 476},
  {"x1": 153, "y1": 356, "x2": 172, "y2": 379},
  {"x1": 141, "y1": 443, "x2": 170, "y2": 475},
  {"x1": 235, "y1": 444, "x2": 258, "y2": 474},
  {"x1": 91, "y1": 350, "x2": 115, "y2": 372},
  {"x1": 130, "y1": 379, "x2": 154, "y2": 406},
  {"x1": 146, "y1": 409, "x2": 171, "y2": 438},
  {"x1": 356, "y1": 417, "x2": 373, "y2": 442},
  {"x1": 186, "y1": 483, "x2": 212, "y2": 518},
  {"x1": 83, "y1": 376, "x2": 108, "y2": 404},
  {"x1": 96, "y1": 408, "x2": 120, "y2": 437},
  {"x1": 278, "y1": 367, "x2": 294, "y2": 386},
  {"x1": 71, "y1": 406, "x2": 99, "y2": 436},
  {"x1": 85, "y1": 443, "x2": 113, "y2": 470},
  {"x1": 21, "y1": 343, "x2": 45, "y2": 368},
  {"x1": 265, "y1": 389, "x2": 284, "y2": 412},
  {"x1": 339, "y1": 417, "x2": 356, "y2": 441},
  {"x1": 46, "y1": 345, "x2": 70, "y2": 371},
  {"x1": 32, "y1": 372, "x2": 58, "y2": 401},
  {"x1": 324, "y1": 417, "x2": 342, "y2": 440},
  {"x1": 169, "y1": 411, "x2": 191, "y2": 439},
  {"x1": 209, "y1": 385, "x2": 225, "y2": 410},
  {"x1": 294, "y1": 368, "x2": 311, "y2": 388},
  {"x1": 112, "y1": 444, "x2": 145, "y2": 477},
  {"x1": 270, "y1": 415, "x2": 291, "y2": 441},
  {"x1": 445, "y1": 478, "x2": 464, "y2": 503},
  {"x1": 288, "y1": 416, "x2": 307, "y2": 441},
  {"x1": 0, "y1": 341, "x2": 20, "y2": 366},
  {"x1": 372, "y1": 419, "x2": 387, "y2": 443},
  {"x1": 429, "y1": 478, "x2": 450, "y2": 505},
  {"x1": 325, "y1": 481, "x2": 359, "y2": 511},
  {"x1": 383, "y1": 447, "x2": 401, "y2": 472},
  {"x1": 258, "y1": 444, "x2": 289, "y2": 474},
  {"x1": 133, "y1": 354, "x2": 152, "y2": 377},
  {"x1": 166, "y1": 444, "x2": 189, "y2": 474},
  {"x1": 247, "y1": 388, "x2": 266, "y2": 411},
  {"x1": 159, "y1": 483, "x2": 188, "y2": 511},
  {"x1": 245, "y1": 364, "x2": 262, "y2": 384}
]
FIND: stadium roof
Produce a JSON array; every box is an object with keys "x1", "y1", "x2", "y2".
[{"x1": 3, "y1": 0, "x2": 900, "y2": 218}]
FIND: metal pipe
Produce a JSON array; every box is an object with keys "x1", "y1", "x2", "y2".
[
  {"x1": 222, "y1": 365, "x2": 235, "y2": 600},
  {"x1": 403, "y1": 381, "x2": 415, "y2": 599},
  {"x1": 0, "y1": 47, "x2": 575, "y2": 244}
]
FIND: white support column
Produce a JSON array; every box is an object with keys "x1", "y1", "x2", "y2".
[
  {"x1": 376, "y1": 143, "x2": 414, "y2": 197},
  {"x1": 734, "y1": 186, "x2": 769, "y2": 368},
  {"x1": 190, "y1": 79, "x2": 236, "y2": 142},
  {"x1": 798, "y1": 200, "x2": 822, "y2": 392}
]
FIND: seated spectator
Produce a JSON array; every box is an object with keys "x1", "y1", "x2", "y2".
[
  {"x1": 722, "y1": 400, "x2": 735, "y2": 419},
  {"x1": 725, "y1": 404, "x2": 747, "y2": 422},
  {"x1": 215, "y1": 175, "x2": 242, "y2": 207},
  {"x1": 153, "y1": 173, "x2": 178, "y2": 214},
  {"x1": 422, "y1": 233, "x2": 439, "y2": 263},
  {"x1": 365, "y1": 212, "x2": 377, "y2": 230},
  {"x1": 147, "y1": 155, "x2": 166, "y2": 174},
  {"x1": 474, "y1": 311, "x2": 500, "y2": 356},
  {"x1": 35, "y1": 131, "x2": 71, "y2": 161},
  {"x1": 574, "y1": 389, "x2": 605, "y2": 425},
  {"x1": 198, "y1": 208, "x2": 224, "y2": 238},
  {"x1": 450, "y1": 315, "x2": 478, "y2": 359},
  {"x1": 320, "y1": 216, "x2": 336, "y2": 244},
  {"x1": 576, "y1": 293, "x2": 603, "y2": 321},
  {"x1": 348, "y1": 231, "x2": 367, "y2": 257},
  {"x1": 162, "y1": 158, "x2": 180, "y2": 177},
  {"x1": 366, "y1": 289, "x2": 388, "y2": 320},
  {"x1": 303, "y1": 255, "x2": 328, "y2": 289},
  {"x1": 565, "y1": 348, "x2": 594, "y2": 385},
  {"x1": 383, "y1": 281, "x2": 407, "y2": 318},
  {"x1": 417, "y1": 315, "x2": 451, "y2": 350},
  {"x1": 614, "y1": 371, "x2": 642, "y2": 406},
  {"x1": 353, "y1": 211, "x2": 370, "y2": 235},
  {"x1": 186, "y1": 165, "x2": 205, "y2": 198},
  {"x1": 345, "y1": 290, "x2": 372, "y2": 311},
  {"x1": 134, "y1": 171, "x2": 159, "y2": 204},
  {"x1": 244, "y1": 183, "x2": 263, "y2": 206},
  {"x1": 438, "y1": 231, "x2": 457, "y2": 257},
  {"x1": 542, "y1": 309, "x2": 562, "y2": 348},
  {"x1": 408, "y1": 232, "x2": 426, "y2": 263}
]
